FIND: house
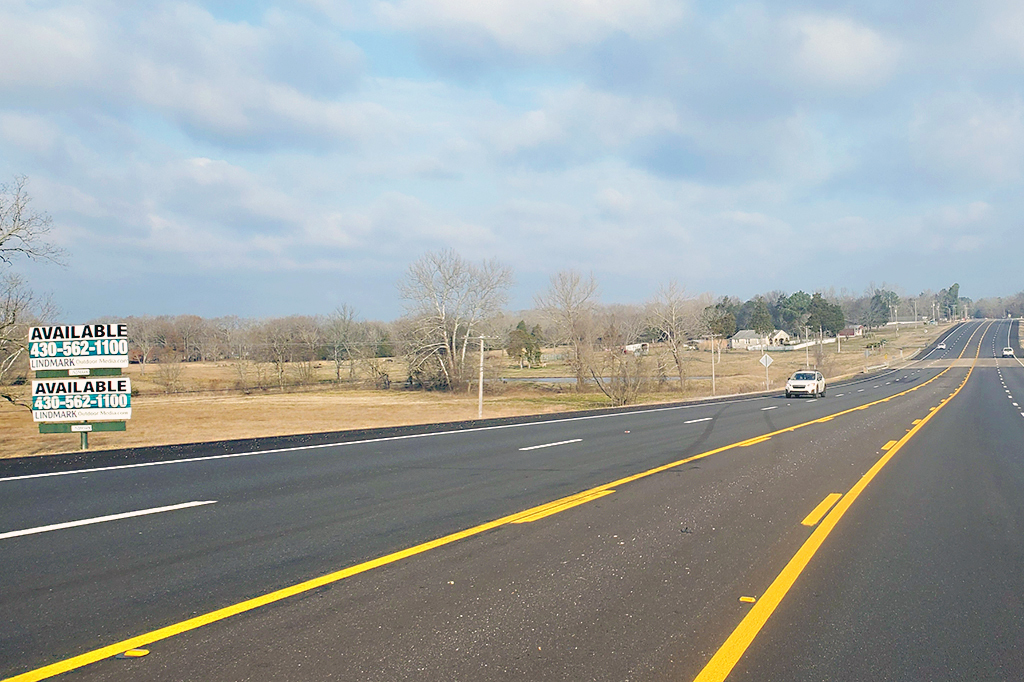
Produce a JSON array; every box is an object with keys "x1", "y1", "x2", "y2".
[
  {"x1": 729, "y1": 330, "x2": 762, "y2": 349},
  {"x1": 839, "y1": 325, "x2": 864, "y2": 338},
  {"x1": 730, "y1": 329, "x2": 790, "y2": 350}
]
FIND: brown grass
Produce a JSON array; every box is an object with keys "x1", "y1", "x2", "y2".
[{"x1": 2, "y1": 322, "x2": 951, "y2": 459}]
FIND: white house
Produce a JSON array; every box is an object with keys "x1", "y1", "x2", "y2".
[{"x1": 730, "y1": 329, "x2": 790, "y2": 350}]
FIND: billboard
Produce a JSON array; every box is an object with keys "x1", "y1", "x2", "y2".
[
  {"x1": 31, "y1": 377, "x2": 132, "y2": 422},
  {"x1": 29, "y1": 324, "x2": 129, "y2": 370}
]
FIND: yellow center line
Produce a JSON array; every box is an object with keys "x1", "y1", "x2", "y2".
[
  {"x1": 881, "y1": 440, "x2": 898, "y2": 451},
  {"x1": 511, "y1": 489, "x2": 616, "y2": 523},
  {"x1": 800, "y1": 493, "x2": 842, "y2": 527},
  {"x1": 691, "y1": 321, "x2": 988, "y2": 682},
  {"x1": 4, "y1": 327, "x2": 980, "y2": 682}
]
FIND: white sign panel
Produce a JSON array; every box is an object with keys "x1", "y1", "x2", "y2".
[
  {"x1": 31, "y1": 377, "x2": 132, "y2": 422},
  {"x1": 29, "y1": 324, "x2": 129, "y2": 370},
  {"x1": 759, "y1": 353, "x2": 773, "y2": 368}
]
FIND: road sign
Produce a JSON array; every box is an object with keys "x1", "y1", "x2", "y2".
[
  {"x1": 28, "y1": 324, "x2": 129, "y2": 370},
  {"x1": 759, "y1": 354, "x2": 773, "y2": 368},
  {"x1": 31, "y1": 377, "x2": 132, "y2": 422}
]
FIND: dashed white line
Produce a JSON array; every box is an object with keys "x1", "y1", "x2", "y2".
[
  {"x1": 761, "y1": 406, "x2": 778, "y2": 411},
  {"x1": 519, "y1": 439, "x2": 583, "y2": 451},
  {"x1": 684, "y1": 417, "x2": 714, "y2": 424},
  {"x1": 0, "y1": 501, "x2": 218, "y2": 540}
]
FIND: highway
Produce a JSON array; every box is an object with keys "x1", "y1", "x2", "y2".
[{"x1": 1, "y1": 319, "x2": 1021, "y2": 681}]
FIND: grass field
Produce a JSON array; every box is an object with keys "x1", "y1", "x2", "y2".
[{"x1": 2, "y1": 322, "x2": 956, "y2": 459}]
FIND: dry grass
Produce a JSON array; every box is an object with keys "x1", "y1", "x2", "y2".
[{"x1": 2, "y1": 322, "x2": 951, "y2": 459}]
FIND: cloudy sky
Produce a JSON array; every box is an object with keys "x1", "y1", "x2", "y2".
[{"x1": 3, "y1": 0, "x2": 1022, "y2": 321}]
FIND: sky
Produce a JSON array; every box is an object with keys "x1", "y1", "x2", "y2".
[{"x1": 2, "y1": 0, "x2": 1023, "y2": 322}]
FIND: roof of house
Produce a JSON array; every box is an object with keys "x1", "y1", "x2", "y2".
[{"x1": 732, "y1": 330, "x2": 763, "y2": 340}]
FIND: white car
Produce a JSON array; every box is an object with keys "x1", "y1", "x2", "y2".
[
  {"x1": 786, "y1": 371, "x2": 826, "y2": 398},
  {"x1": 1003, "y1": 347, "x2": 1015, "y2": 358},
  {"x1": 936, "y1": 342, "x2": 947, "y2": 350}
]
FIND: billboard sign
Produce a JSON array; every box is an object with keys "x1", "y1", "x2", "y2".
[
  {"x1": 31, "y1": 377, "x2": 132, "y2": 422},
  {"x1": 29, "y1": 324, "x2": 129, "y2": 370}
]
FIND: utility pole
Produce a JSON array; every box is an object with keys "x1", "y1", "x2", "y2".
[
  {"x1": 478, "y1": 336, "x2": 485, "y2": 419},
  {"x1": 705, "y1": 334, "x2": 718, "y2": 396}
]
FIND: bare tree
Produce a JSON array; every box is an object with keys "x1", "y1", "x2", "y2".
[
  {"x1": 325, "y1": 305, "x2": 361, "y2": 382},
  {"x1": 0, "y1": 275, "x2": 55, "y2": 406},
  {"x1": 128, "y1": 316, "x2": 160, "y2": 374},
  {"x1": 397, "y1": 249, "x2": 513, "y2": 390},
  {"x1": 0, "y1": 176, "x2": 65, "y2": 266},
  {"x1": 646, "y1": 282, "x2": 703, "y2": 391},
  {"x1": 154, "y1": 353, "x2": 185, "y2": 393},
  {"x1": 0, "y1": 177, "x2": 63, "y2": 406},
  {"x1": 294, "y1": 316, "x2": 323, "y2": 385},
  {"x1": 260, "y1": 318, "x2": 296, "y2": 389},
  {"x1": 590, "y1": 308, "x2": 650, "y2": 405},
  {"x1": 223, "y1": 317, "x2": 263, "y2": 391},
  {"x1": 536, "y1": 270, "x2": 599, "y2": 391},
  {"x1": 174, "y1": 315, "x2": 206, "y2": 362}
]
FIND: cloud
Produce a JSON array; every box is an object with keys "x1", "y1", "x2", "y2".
[
  {"x1": 375, "y1": 0, "x2": 686, "y2": 56},
  {"x1": 0, "y1": 2, "x2": 383, "y2": 150},
  {"x1": 786, "y1": 15, "x2": 901, "y2": 90},
  {"x1": 910, "y1": 92, "x2": 1024, "y2": 184}
]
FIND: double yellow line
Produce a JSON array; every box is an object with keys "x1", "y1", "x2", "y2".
[
  {"x1": 691, "y1": 321, "x2": 988, "y2": 682},
  {"x1": 3, "y1": 325, "x2": 984, "y2": 682}
]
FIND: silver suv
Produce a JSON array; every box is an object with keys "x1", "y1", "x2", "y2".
[{"x1": 786, "y1": 371, "x2": 826, "y2": 398}]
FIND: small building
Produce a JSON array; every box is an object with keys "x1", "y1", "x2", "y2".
[
  {"x1": 731, "y1": 329, "x2": 791, "y2": 350},
  {"x1": 729, "y1": 330, "x2": 763, "y2": 349},
  {"x1": 839, "y1": 325, "x2": 864, "y2": 338}
]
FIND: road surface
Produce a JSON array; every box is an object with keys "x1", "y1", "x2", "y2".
[{"x1": 1, "y1": 319, "x2": 1020, "y2": 681}]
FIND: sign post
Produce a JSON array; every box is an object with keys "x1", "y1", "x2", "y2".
[
  {"x1": 760, "y1": 353, "x2": 773, "y2": 391},
  {"x1": 29, "y1": 324, "x2": 130, "y2": 450}
]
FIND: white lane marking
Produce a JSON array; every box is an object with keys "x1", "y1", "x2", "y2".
[
  {"x1": 873, "y1": 385, "x2": 880, "y2": 388},
  {"x1": 518, "y1": 439, "x2": 582, "y2": 451},
  {"x1": 761, "y1": 406, "x2": 778, "y2": 411},
  {"x1": 0, "y1": 395, "x2": 790, "y2": 483},
  {"x1": 684, "y1": 417, "x2": 714, "y2": 424},
  {"x1": 806, "y1": 399, "x2": 818, "y2": 403},
  {"x1": 835, "y1": 394, "x2": 844, "y2": 397},
  {"x1": 858, "y1": 389, "x2": 865, "y2": 392},
  {"x1": 0, "y1": 501, "x2": 217, "y2": 540},
  {"x1": 0, "y1": 369, "x2": 910, "y2": 484},
  {"x1": 885, "y1": 382, "x2": 891, "y2": 385},
  {"x1": 1014, "y1": 403, "x2": 1019, "y2": 407}
]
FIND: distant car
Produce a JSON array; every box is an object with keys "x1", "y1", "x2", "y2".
[
  {"x1": 1003, "y1": 347, "x2": 1015, "y2": 358},
  {"x1": 936, "y1": 342, "x2": 947, "y2": 350},
  {"x1": 786, "y1": 371, "x2": 826, "y2": 398}
]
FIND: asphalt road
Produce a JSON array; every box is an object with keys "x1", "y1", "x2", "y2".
[{"x1": 1, "y1": 319, "x2": 1020, "y2": 681}]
